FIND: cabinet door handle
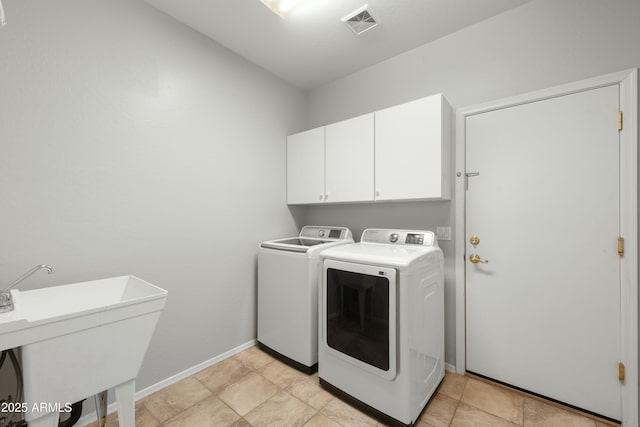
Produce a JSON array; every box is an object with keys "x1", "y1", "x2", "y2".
[
  {"x1": 375, "y1": 189, "x2": 380, "y2": 197},
  {"x1": 324, "y1": 193, "x2": 328, "y2": 200},
  {"x1": 319, "y1": 193, "x2": 323, "y2": 200}
]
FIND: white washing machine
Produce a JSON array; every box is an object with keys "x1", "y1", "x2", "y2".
[
  {"x1": 319, "y1": 229, "x2": 444, "y2": 426},
  {"x1": 258, "y1": 226, "x2": 353, "y2": 373}
]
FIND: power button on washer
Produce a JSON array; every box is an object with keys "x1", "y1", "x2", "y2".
[{"x1": 389, "y1": 233, "x2": 399, "y2": 243}]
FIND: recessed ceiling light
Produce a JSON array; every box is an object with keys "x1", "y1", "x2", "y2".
[{"x1": 260, "y1": 0, "x2": 305, "y2": 18}]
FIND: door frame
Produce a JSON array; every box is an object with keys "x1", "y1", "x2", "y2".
[{"x1": 454, "y1": 69, "x2": 638, "y2": 425}]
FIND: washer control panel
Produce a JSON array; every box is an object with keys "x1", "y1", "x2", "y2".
[
  {"x1": 299, "y1": 226, "x2": 353, "y2": 241},
  {"x1": 362, "y1": 229, "x2": 436, "y2": 246}
]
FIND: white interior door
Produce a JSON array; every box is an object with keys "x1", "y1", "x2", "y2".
[{"x1": 465, "y1": 84, "x2": 621, "y2": 420}]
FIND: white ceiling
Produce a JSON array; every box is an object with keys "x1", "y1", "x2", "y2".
[{"x1": 144, "y1": 0, "x2": 534, "y2": 90}]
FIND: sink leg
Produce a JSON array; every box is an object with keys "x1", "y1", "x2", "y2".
[
  {"x1": 115, "y1": 380, "x2": 135, "y2": 427},
  {"x1": 27, "y1": 412, "x2": 59, "y2": 427},
  {"x1": 94, "y1": 390, "x2": 108, "y2": 427}
]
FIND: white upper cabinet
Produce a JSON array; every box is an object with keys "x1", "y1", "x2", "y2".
[
  {"x1": 375, "y1": 94, "x2": 451, "y2": 201},
  {"x1": 286, "y1": 93, "x2": 451, "y2": 205},
  {"x1": 287, "y1": 127, "x2": 325, "y2": 204},
  {"x1": 325, "y1": 113, "x2": 374, "y2": 203}
]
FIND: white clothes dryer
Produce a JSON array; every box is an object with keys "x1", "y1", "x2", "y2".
[
  {"x1": 258, "y1": 226, "x2": 353, "y2": 373},
  {"x1": 319, "y1": 229, "x2": 444, "y2": 426}
]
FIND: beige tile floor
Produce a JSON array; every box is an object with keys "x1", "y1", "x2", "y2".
[{"x1": 86, "y1": 345, "x2": 620, "y2": 427}]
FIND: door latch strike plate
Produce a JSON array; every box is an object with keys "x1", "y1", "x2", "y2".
[{"x1": 619, "y1": 362, "x2": 625, "y2": 382}]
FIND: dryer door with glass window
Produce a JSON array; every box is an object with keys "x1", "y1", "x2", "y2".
[{"x1": 322, "y1": 259, "x2": 397, "y2": 380}]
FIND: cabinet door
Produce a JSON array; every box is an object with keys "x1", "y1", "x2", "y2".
[
  {"x1": 287, "y1": 127, "x2": 325, "y2": 204},
  {"x1": 374, "y1": 94, "x2": 451, "y2": 201},
  {"x1": 325, "y1": 113, "x2": 374, "y2": 203}
]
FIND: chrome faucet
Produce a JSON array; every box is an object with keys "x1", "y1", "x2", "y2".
[{"x1": 0, "y1": 264, "x2": 54, "y2": 313}]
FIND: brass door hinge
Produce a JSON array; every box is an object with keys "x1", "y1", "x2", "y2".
[
  {"x1": 618, "y1": 111, "x2": 623, "y2": 131},
  {"x1": 618, "y1": 237, "x2": 625, "y2": 257},
  {"x1": 619, "y1": 362, "x2": 625, "y2": 382}
]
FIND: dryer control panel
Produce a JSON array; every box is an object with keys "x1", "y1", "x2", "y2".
[{"x1": 361, "y1": 229, "x2": 436, "y2": 247}]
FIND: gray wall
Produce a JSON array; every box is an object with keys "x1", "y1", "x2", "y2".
[
  {"x1": 0, "y1": 0, "x2": 305, "y2": 392},
  {"x1": 304, "y1": 0, "x2": 640, "y2": 366}
]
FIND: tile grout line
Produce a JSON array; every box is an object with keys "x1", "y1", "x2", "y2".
[
  {"x1": 448, "y1": 377, "x2": 523, "y2": 427},
  {"x1": 447, "y1": 376, "x2": 467, "y2": 426},
  {"x1": 197, "y1": 374, "x2": 247, "y2": 426},
  {"x1": 233, "y1": 351, "x2": 325, "y2": 426},
  {"x1": 245, "y1": 377, "x2": 318, "y2": 427},
  {"x1": 465, "y1": 373, "x2": 619, "y2": 426},
  {"x1": 227, "y1": 348, "x2": 341, "y2": 426},
  {"x1": 448, "y1": 394, "x2": 463, "y2": 426}
]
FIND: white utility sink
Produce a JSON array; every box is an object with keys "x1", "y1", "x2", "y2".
[{"x1": 0, "y1": 275, "x2": 167, "y2": 427}]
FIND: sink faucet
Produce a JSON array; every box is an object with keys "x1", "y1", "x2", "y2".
[{"x1": 0, "y1": 264, "x2": 54, "y2": 313}]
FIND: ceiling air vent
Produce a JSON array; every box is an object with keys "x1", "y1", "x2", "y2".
[{"x1": 341, "y1": 4, "x2": 378, "y2": 35}]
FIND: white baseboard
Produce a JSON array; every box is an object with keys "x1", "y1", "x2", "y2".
[
  {"x1": 445, "y1": 362, "x2": 456, "y2": 373},
  {"x1": 134, "y1": 339, "x2": 257, "y2": 400},
  {"x1": 78, "y1": 339, "x2": 256, "y2": 427}
]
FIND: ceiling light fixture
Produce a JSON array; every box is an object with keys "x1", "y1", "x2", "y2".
[
  {"x1": 260, "y1": 0, "x2": 305, "y2": 18},
  {"x1": 0, "y1": 0, "x2": 6, "y2": 27}
]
